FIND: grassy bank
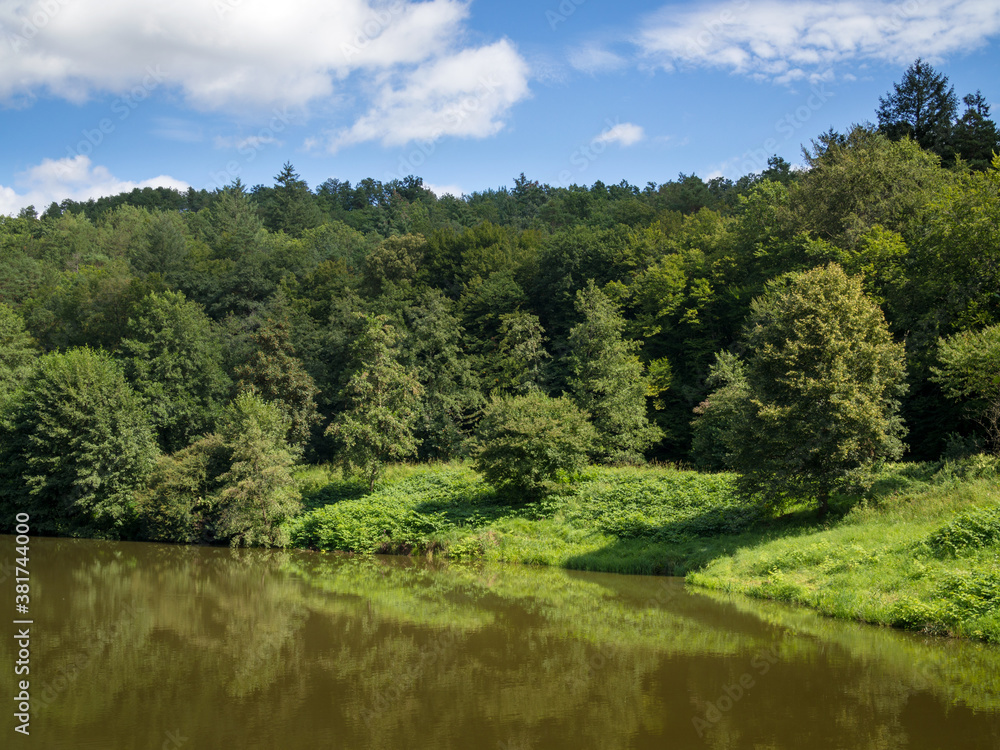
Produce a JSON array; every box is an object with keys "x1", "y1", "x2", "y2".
[{"x1": 287, "y1": 457, "x2": 1000, "y2": 643}]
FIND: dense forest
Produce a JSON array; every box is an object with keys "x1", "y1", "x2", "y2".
[{"x1": 1, "y1": 60, "x2": 999, "y2": 545}]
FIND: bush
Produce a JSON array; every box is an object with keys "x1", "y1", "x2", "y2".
[
  {"x1": 134, "y1": 434, "x2": 228, "y2": 543},
  {"x1": 473, "y1": 392, "x2": 596, "y2": 498},
  {"x1": 928, "y1": 502, "x2": 1000, "y2": 557},
  {"x1": 0, "y1": 348, "x2": 157, "y2": 537}
]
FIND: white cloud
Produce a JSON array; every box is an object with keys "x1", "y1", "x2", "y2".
[
  {"x1": 0, "y1": 0, "x2": 531, "y2": 147},
  {"x1": 593, "y1": 122, "x2": 645, "y2": 147},
  {"x1": 0, "y1": 155, "x2": 188, "y2": 216},
  {"x1": 424, "y1": 182, "x2": 464, "y2": 198},
  {"x1": 329, "y1": 40, "x2": 531, "y2": 150},
  {"x1": 636, "y1": 0, "x2": 1000, "y2": 82},
  {"x1": 568, "y1": 44, "x2": 628, "y2": 74}
]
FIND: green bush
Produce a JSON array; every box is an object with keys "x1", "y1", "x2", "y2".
[
  {"x1": 134, "y1": 434, "x2": 228, "y2": 543},
  {"x1": 0, "y1": 347, "x2": 158, "y2": 537},
  {"x1": 473, "y1": 392, "x2": 596, "y2": 498},
  {"x1": 928, "y1": 502, "x2": 1000, "y2": 557}
]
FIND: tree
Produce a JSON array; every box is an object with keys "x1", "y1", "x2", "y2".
[
  {"x1": 122, "y1": 291, "x2": 230, "y2": 452},
  {"x1": 690, "y1": 351, "x2": 751, "y2": 471},
  {"x1": 567, "y1": 281, "x2": 661, "y2": 463},
  {"x1": 234, "y1": 316, "x2": 321, "y2": 450},
  {"x1": 215, "y1": 392, "x2": 301, "y2": 547},
  {"x1": 0, "y1": 348, "x2": 158, "y2": 537},
  {"x1": 0, "y1": 303, "x2": 38, "y2": 407},
  {"x1": 931, "y1": 324, "x2": 1000, "y2": 453},
  {"x1": 473, "y1": 391, "x2": 596, "y2": 498},
  {"x1": 261, "y1": 163, "x2": 324, "y2": 236},
  {"x1": 731, "y1": 264, "x2": 908, "y2": 513},
  {"x1": 952, "y1": 91, "x2": 1000, "y2": 172},
  {"x1": 877, "y1": 58, "x2": 957, "y2": 157},
  {"x1": 401, "y1": 289, "x2": 483, "y2": 459},
  {"x1": 493, "y1": 310, "x2": 550, "y2": 394},
  {"x1": 326, "y1": 314, "x2": 422, "y2": 490}
]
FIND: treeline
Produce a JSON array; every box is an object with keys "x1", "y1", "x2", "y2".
[{"x1": 0, "y1": 61, "x2": 998, "y2": 543}]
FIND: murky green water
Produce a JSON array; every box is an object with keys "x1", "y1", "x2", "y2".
[{"x1": 3, "y1": 536, "x2": 1000, "y2": 749}]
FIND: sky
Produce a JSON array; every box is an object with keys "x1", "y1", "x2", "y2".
[{"x1": 1, "y1": 0, "x2": 999, "y2": 215}]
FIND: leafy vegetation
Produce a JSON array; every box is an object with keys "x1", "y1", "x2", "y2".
[{"x1": 1, "y1": 62, "x2": 1000, "y2": 641}]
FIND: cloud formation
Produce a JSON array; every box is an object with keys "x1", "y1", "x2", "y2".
[
  {"x1": 594, "y1": 122, "x2": 645, "y2": 147},
  {"x1": 636, "y1": 0, "x2": 1000, "y2": 82},
  {"x1": 0, "y1": 155, "x2": 188, "y2": 215},
  {"x1": 0, "y1": 0, "x2": 531, "y2": 146}
]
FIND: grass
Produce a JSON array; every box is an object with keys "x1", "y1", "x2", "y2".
[{"x1": 286, "y1": 455, "x2": 1000, "y2": 643}]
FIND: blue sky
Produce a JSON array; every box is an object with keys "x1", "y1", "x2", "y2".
[{"x1": 1, "y1": 0, "x2": 999, "y2": 214}]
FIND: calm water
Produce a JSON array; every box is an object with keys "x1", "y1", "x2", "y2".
[{"x1": 3, "y1": 536, "x2": 1000, "y2": 750}]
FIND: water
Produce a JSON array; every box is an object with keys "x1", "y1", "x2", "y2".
[{"x1": 3, "y1": 536, "x2": 999, "y2": 749}]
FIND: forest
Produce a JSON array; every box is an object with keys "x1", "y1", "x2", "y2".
[{"x1": 1, "y1": 60, "x2": 999, "y2": 548}]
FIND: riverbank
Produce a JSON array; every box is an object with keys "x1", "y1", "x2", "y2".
[{"x1": 288, "y1": 456, "x2": 1000, "y2": 643}]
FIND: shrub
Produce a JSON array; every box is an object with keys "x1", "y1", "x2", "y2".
[{"x1": 473, "y1": 392, "x2": 596, "y2": 498}]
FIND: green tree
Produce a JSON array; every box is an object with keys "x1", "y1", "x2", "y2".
[
  {"x1": 0, "y1": 348, "x2": 158, "y2": 537},
  {"x1": 235, "y1": 316, "x2": 321, "y2": 450},
  {"x1": 402, "y1": 289, "x2": 483, "y2": 459},
  {"x1": 877, "y1": 58, "x2": 957, "y2": 157},
  {"x1": 567, "y1": 281, "x2": 661, "y2": 463},
  {"x1": 327, "y1": 314, "x2": 422, "y2": 490},
  {"x1": 473, "y1": 391, "x2": 596, "y2": 498},
  {"x1": 122, "y1": 291, "x2": 230, "y2": 452},
  {"x1": 932, "y1": 324, "x2": 1000, "y2": 453},
  {"x1": 732, "y1": 264, "x2": 908, "y2": 513},
  {"x1": 953, "y1": 91, "x2": 1000, "y2": 171},
  {"x1": 690, "y1": 351, "x2": 751, "y2": 471},
  {"x1": 493, "y1": 310, "x2": 550, "y2": 394},
  {"x1": 261, "y1": 163, "x2": 324, "y2": 236},
  {"x1": 0, "y1": 303, "x2": 38, "y2": 407},
  {"x1": 215, "y1": 392, "x2": 301, "y2": 547},
  {"x1": 134, "y1": 433, "x2": 228, "y2": 543}
]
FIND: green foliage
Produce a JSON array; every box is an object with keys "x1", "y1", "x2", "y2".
[
  {"x1": 492, "y1": 309, "x2": 550, "y2": 394},
  {"x1": 401, "y1": 289, "x2": 483, "y2": 458},
  {"x1": 932, "y1": 323, "x2": 1000, "y2": 452},
  {"x1": 215, "y1": 393, "x2": 302, "y2": 547},
  {"x1": 327, "y1": 314, "x2": 422, "y2": 490},
  {"x1": 690, "y1": 461, "x2": 1000, "y2": 642},
  {"x1": 927, "y1": 502, "x2": 1000, "y2": 557},
  {"x1": 122, "y1": 290, "x2": 230, "y2": 452},
  {"x1": 0, "y1": 303, "x2": 38, "y2": 407},
  {"x1": 473, "y1": 391, "x2": 596, "y2": 497},
  {"x1": 134, "y1": 434, "x2": 228, "y2": 543},
  {"x1": 732, "y1": 264, "x2": 908, "y2": 511},
  {"x1": 568, "y1": 281, "x2": 661, "y2": 463},
  {"x1": 877, "y1": 58, "x2": 957, "y2": 157},
  {"x1": 0, "y1": 348, "x2": 157, "y2": 537},
  {"x1": 234, "y1": 315, "x2": 321, "y2": 449},
  {"x1": 690, "y1": 351, "x2": 751, "y2": 471}
]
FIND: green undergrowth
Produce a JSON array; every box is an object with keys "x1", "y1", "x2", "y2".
[
  {"x1": 689, "y1": 455, "x2": 1000, "y2": 643},
  {"x1": 288, "y1": 456, "x2": 1000, "y2": 643},
  {"x1": 286, "y1": 461, "x2": 767, "y2": 575}
]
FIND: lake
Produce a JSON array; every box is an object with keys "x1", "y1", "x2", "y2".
[{"x1": 3, "y1": 536, "x2": 999, "y2": 749}]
